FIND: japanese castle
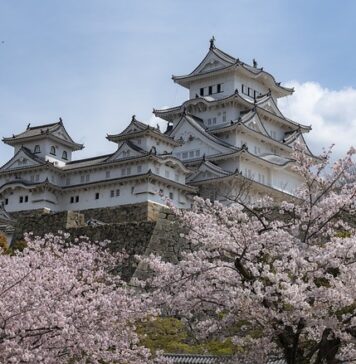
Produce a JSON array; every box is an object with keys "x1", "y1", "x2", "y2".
[{"x1": 0, "y1": 38, "x2": 313, "y2": 213}]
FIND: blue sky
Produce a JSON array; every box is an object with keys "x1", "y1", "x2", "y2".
[{"x1": 1, "y1": 0, "x2": 356, "y2": 164}]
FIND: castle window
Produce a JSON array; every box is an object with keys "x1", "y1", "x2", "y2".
[
  {"x1": 213, "y1": 117, "x2": 217, "y2": 124},
  {"x1": 5, "y1": 199, "x2": 8, "y2": 205},
  {"x1": 81, "y1": 175, "x2": 85, "y2": 183},
  {"x1": 110, "y1": 190, "x2": 115, "y2": 198},
  {"x1": 116, "y1": 189, "x2": 120, "y2": 197},
  {"x1": 24, "y1": 196, "x2": 28, "y2": 203},
  {"x1": 196, "y1": 150, "x2": 200, "y2": 157},
  {"x1": 34, "y1": 145, "x2": 41, "y2": 154},
  {"x1": 50, "y1": 146, "x2": 56, "y2": 155},
  {"x1": 222, "y1": 111, "x2": 227, "y2": 123},
  {"x1": 95, "y1": 192, "x2": 100, "y2": 200},
  {"x1": 65, "y1": 177, "x2": 71, "y2": 186},
  {"x1": 62, "y1": 151, "x2": 68, "y2": 160},
  {"x1": 182, "y1": 152, "x2": 188, "y2": 159},
  {"x1": 19, "y1": 196, "x2": 23, "y2": 203},
  {"x1": 189, "y1": 151, "x2": 194, "y2": 158},
  {"x1": 70, "y1": 196, "x2": 74, "y2": 203},
  {"x1": 137, "y1": 165, "x2": 142, "y2": 173},
  {"x1": 137, "y1": 138, "x2": 142, "y2": 145},
  {"x1": 242, "y1": 84, "x2": 245, "y2": 94},
  {"x1": 85, "y1": 175, "x2": 90, "y2": 182},
  {"x1": 131, "y1": 186, "x2": 135, "y2": 194},
  {"x1": 35, "y1": 175, "x2": 40, "y2": 182},
  {"x1": 106, "y1": 171, "x2": 111, "y2": 179},
  {"x1": 169, "y1": 192, "x2": 174, "y2": 200},
  {"x1": 200, "y1": 87, "x2": 204, "y2": 96},
  {"x1": 127, "y1": 167, "x2": 131, "y2": 175},
  {"x1": 208, "y1": 86, "x2": 213, "y2": 95},
  {"x1": 75, "y1": 196, "x2": 79, "y2": 203},
  {"x1": 217, "y1": 84, "x2": 222, "y2": 93},
  {"x1": 121, "y1": 168, "x2": 126, "y2": 177}
]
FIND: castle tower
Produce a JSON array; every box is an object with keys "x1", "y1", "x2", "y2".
[{"x1": 154, "y1": 38, "x2": 314, "y2": 202}]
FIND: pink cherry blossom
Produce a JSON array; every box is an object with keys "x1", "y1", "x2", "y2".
[
  {"x1": 0, "y1": 234, "x2": 165, "y2": 364},
  {"x1": 143, "y1": 146, "x2": 356, "y2": 363}
]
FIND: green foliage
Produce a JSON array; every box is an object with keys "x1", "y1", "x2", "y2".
[
  {"x1": 335, "y1": 230, "x2": 352, "y2": 238},
  {"x1": 137, "y1": 317, "x2": 239, "y2": 356}
]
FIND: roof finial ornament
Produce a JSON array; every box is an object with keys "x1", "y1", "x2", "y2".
[
  {"x1": 156, "y1": 123, "x2": 160, "y2": 131},
  {"x1": 209, "y1": 36, "x2": 215, "y2": 50},
  {"x1": 59, "y1": 117, "x2": 63, "y2": 124},
  {"x1": 253, "y1": 58, "x2": 258, "y2": 68},
  {"x1": 27, "y1": 123, "x2": 31, "y2": 130},
  {"x1": 131, "y1": 114, "x2": 136, "y2": 122}
]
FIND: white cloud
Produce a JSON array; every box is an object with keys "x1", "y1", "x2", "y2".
[{"x1": 279, "y1": 81, "x2": 356, "y2": 158}]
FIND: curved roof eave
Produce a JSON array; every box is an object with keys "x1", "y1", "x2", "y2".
[{"x1": 155, "y1": 92, "x2": 310, "y2": 131}]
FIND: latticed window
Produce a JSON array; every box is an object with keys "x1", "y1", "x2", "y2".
[
  {"x1": 34, "y1": 145, "x2": 41, "y2": 153},
  {"x1": 50, "y1": 146, "x2": 56, "y2": 155},
  {"x1": 62, "y1": 151, "x2": 68, "y2": 160}
]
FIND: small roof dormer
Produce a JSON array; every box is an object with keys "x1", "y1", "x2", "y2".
[{"x1": 106, "y1": 115, "x2": 180, "y2": 147}]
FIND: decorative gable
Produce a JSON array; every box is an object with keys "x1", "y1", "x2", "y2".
[
  {"x1": 170, "y1": 116, "x2": 235, "y2": 160},
  {"x1": 52, "y1": 125, "x2": 72, "y2": 142},
  {"x1": 187, "y1": 161, "x2": 231, "y2": 183},
  {"x1": 0, "y1": 148, "x2": 44, "y2": 172},
  {"x1": 106, "y1": 141, "x2": 146, "y2": 162},
  {"x1": 190, "y1": 49, "x2": 234, "y2": 76},
  {"x1": 244, "y1": 114, "x2": 269, "y2": 136},
  {"x1": 259, "y1": 98, "x2": 283, "y2": 118}
]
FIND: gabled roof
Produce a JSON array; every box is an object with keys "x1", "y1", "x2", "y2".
[
  {"x1": 107, "y1": 115, "x2": 179, "y2": 146},
  {"x1": 106, "y1": 140, "x2": 147, "y2": 162},
  {"x1": 187, "y1": 160, "x2": 232, "y2": 183},
  {"x1": 168, "y1": 113, "x2": 238, "y2": 153},
  {"x1": 0, "y1": 146, "x2": 46, "y2": 171},
  {"x1": 284, "y1": 131, "x2": 314, "y2": 156},
  {"x1": 2, "y1": 119, "x2": 84, "y2": 150},
  {"x1": 172, "y1": 40, "x2": 294, "y2": 98}
]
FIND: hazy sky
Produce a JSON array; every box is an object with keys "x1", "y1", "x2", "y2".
[{"x1": 1, "y1": 0, "x2": 356, "y2": 165}]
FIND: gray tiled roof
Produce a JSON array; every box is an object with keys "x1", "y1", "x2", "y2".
[
  {"x1": 2, "y1": 121, "x2": 83, "y2": 149},
  {"x1": 164, "y1": 354, "x2": 231, "y2": 363},
  {"x1": 164, "y1": 354, "x2": 286, "y2": 364}
]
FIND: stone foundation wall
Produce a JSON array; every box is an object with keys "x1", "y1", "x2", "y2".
[
  {"x1": 77, "y1": 202, "x2": 163, "y2": 224},
  {"x1": 10, "y1": 202, "x2": 186, "y2": 281}
]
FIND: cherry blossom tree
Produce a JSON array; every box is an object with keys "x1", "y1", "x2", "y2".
[
  {"x1": 0, "y1": 233, "x2": 164, "y2": 364},
  {"x1": 143, "y1": 146, "x2": 356, "y2": 364}
]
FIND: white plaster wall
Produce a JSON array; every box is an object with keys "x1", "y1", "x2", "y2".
[{"x1": 189, "y1": 73, "x2": 235, "y2": 100}]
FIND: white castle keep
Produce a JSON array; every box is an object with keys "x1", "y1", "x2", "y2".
[{"x1": 0, "y1": 39, "x2": 313, "y2": 213}]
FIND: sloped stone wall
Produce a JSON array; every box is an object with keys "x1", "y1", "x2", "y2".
[{"x1": 10, "y1": 203, "x2": 185, "y2": 281}]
